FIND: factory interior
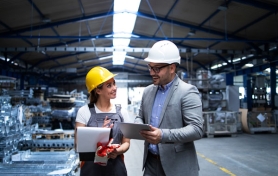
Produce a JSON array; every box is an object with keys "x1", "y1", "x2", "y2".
[{"x1": 0, "y1": 0, "x2": 278, "y2": 175}]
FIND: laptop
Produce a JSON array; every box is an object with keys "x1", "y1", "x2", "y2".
[
  {"x1": 76, "y1": 127, "x2": 111, "y2": 161},
  {"x1": 118, "y1": 122, "x2": 151, "y2": 140}
]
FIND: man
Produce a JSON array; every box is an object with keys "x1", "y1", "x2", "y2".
[{"x1": 135, "y1": 40, "x2": 204, "y2": 176}]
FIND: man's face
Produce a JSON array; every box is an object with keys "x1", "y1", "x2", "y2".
[{"x1": 147, "y1": 63, "x2": 173, "y2": 86}]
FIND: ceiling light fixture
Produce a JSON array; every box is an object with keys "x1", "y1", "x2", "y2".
[
  {"x1": 218, "y1": 4, "x2": 228, "y2": 11},
  {"x1": 112, "y1": 0, "x2": 141, "y2": 65},
  {"x1": 42, "y1": 18, "x2": 51, "y2": 23},
  {"x1": 188, "y1": 29, "x2": 195, "y2": 36},
  {"x1": 99, "y1": 55, "x2": 113, "y2": 60},
  {"x1": 245, "y1": 63, "x2": 254, "y2": 67}
]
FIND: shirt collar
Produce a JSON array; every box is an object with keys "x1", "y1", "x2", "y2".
[{"x1": 158, "y1": 74, "x2": 178, "y2": 91}]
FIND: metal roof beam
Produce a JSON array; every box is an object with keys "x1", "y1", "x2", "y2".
[
  {"x1": 0, "y1": 12, "x2": 115, "y2": 36},
  {"x1": 0, "y1": 20, "x2": 33, "y2": 47},
  {"x1": 214, "y1": 54, "x2": 234, "y2": 67},
  {"x1": 0, "y1": 46, "x2": 268, "y2": 55},
  {"x1": 209, "y1": 11, "x2": 273, "y2": 51},
  {"x1": 232, "y1": 0, "x2": 278, "y2": 12},
  {"x1": 30, "y1": 52, "x2": 86, "y2": 69},
  {"x1": 0, "y1": 35, "x2": 276, "y2": 43},
  {"x1": 50, "y1": 79, "x2": 152, "y2": 84},
  {"x1": 136, "y1": 11, "x2": 259, "y2": 43}
]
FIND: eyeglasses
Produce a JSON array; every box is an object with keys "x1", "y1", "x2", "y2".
[{"x1": 147, "y1": 64, "x2": 171, "y2": 73}]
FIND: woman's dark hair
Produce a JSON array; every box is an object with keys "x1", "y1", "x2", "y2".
[{"x1": 89, "y1": 83, "x2": 103, "y2": 104}]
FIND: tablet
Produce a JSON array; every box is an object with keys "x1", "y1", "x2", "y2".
[
  {"x1": 76, "y1": 127, "x2": 111, "y2": 152},
  {"x1": 118, "y1": 122, "x2": 151, "y2": 140}
]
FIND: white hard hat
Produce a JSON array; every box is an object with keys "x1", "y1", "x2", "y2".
[{"x1": 145, "y1": 40, "x2": 181, "y2": 64}]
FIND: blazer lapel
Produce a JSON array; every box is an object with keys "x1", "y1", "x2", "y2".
[
  {"x1": 158, "y1": 78, "x2": 179, "y2": 126},
  {"x1": 147, "y1": 85, "x2": 158, "y2": 124}
]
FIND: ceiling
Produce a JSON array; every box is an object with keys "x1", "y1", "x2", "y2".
[{"x1": 0, "y1": 0, "x2": 278, "y2": 86}]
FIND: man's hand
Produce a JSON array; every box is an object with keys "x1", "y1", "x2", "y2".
[{"x1": 140, "y1": 125, "x2": 162, "y2": 144}]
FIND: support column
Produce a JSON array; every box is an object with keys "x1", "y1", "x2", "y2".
[
  {"x1": 243, "y1": 74, "x2": 252, "y2": 110},
  {"x1": 226, "y1": 72, "x2": 234, "y2": 85},
  {"x1": 20, "y1": 74, "x2": 25, "y2": 90},
  {"x1": 270, "y1": 64, "x2": 276, "y2": 109}
]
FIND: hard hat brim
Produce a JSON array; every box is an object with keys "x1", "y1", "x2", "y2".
[{"x1": 144, "y1": 57, "x2": 180, "y2": 64}]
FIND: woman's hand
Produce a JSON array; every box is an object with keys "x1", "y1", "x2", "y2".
[
  {"x1": 103, "y1": 116, "x2": 114, "y2": 128},
  {"x1": 107, "y1": 145, "x2": 121, "y2": 159}
]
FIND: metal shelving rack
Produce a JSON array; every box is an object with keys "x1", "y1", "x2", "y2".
[{"x1": 183, "y1": 70, "x2": 241, "y2": 137}]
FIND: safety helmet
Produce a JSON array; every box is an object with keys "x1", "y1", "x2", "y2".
[
  {"x1": 85, "y1": 66, "x2": 117, "y2": 93},
  {"x1": 145, "y1": 40, "x2": 180, "y2": 64}
]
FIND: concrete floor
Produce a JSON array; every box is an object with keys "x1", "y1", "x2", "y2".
[
  {"x1": 75, "y1": 112, "x2": 278, "y2": 176},
  {"x1": 125, "y1": 133, "x2": 278, "y2": 176},
  {"x1": 196, "y1": 133, "x2": 278, "y2": 176}
]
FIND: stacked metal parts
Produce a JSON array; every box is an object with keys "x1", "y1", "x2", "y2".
[
  {"x1": 183, "y1": 70, "x2": 240, "y2": 137},
  {"x1": 1, "y1": 150, "x2": 78, "y2": 176},
  {"x1": 0, "y1": 91, "x2": 78, "y2": 176},
  {"x1": 0, "y1": 76, "x2": 86, "y2": 175},
  {"x1": 47, "y1": 90, "x2": 87, "y2": 130},
  {"x1": 0, "y1": 93, "x2": 21, "y2": 164}
]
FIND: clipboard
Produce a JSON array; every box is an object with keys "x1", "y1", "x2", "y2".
[
  {"x1": 76, "y1": 127, "x2": 111, "y2": 161},
  {"x1": 118, "y1": 122, "x2": 150, "y2": 140},
  {"x1": 76, "y1": 127, "x2": 111, "y2": 152}
]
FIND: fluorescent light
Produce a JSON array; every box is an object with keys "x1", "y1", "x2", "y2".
[
  {"x1": 113, "y1": 51, "x2": 126, "y2": 65},
  {"x1": 105, "y1": 34, "x2": 113, "y2": 38},
  {"x1": 245, "y1": 63, "x2": 253, "y2": 67},
  {"x1": 83, "y1": 56, "x2": 113, "y2": 63},
  {"x1": 113, "y1": 13, "x2": 137, "y2": 33},
  {"x1": 105, "y1": 33, "x2": 139, "y2": 39},
  {"x1": 218, "y1": 5, "x2": 228, "y2": 11},
  {"x1": 126, "y1": 55, "x2": 135, "y2": 59},
  {"x1": 112, "y1": 0, "x2": 141, "y2": 65},
  {"x1": 188, "y1": 29, "x2": 195, "y2": 36},
  {"x1": 0, "y1": 57, "x2": 9, "y2": 61},
  {"x1": 232, "y1": 58, "x2": 241, "y2": 62},
  {"x1": 113, "y1": 33, "x2": 131, "y2": 46},
  {"x1": 114, "y1": 0, "x2": 141, "y2": 12},
  {"x1": 99, "y1": 55, "x2": 113, "y2": 60},
  {"x1": 211, "y1": 64, "x2": 222, "y2": 69},
  {"x1": 42, "y1": 18, "x2": 51, "y2": 23}
]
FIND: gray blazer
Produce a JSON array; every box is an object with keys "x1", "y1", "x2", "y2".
[{"x1": 135, "y1": 76, "x2": 203, "y2": 176}]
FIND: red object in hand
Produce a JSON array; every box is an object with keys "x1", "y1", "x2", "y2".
[
  {"x1": 94, "y1": 138, "x2": 120, "y2": 166},
  {"x1": 96, "y1": 140, "x2": 120, "y2": 156}
]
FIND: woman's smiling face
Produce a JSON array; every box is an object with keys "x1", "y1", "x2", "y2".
[{"x1": 98, "y1": 78, "x2": 117, "y2": 99}]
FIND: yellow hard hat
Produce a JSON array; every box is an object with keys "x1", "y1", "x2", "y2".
[{"x1": 85, "y1": 66, "x2": 117, "y2": 93}]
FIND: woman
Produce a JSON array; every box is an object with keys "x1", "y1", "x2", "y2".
[{"x1": 75, "y1": 66, "x2": 130, "y2": 176}]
